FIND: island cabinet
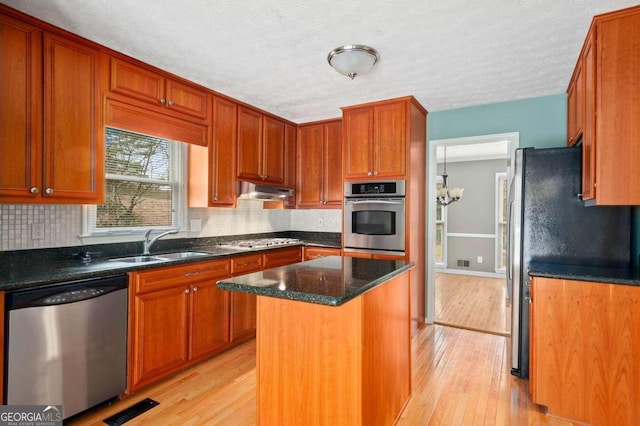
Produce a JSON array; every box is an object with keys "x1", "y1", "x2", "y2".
[
  {"x1": 109, "y1": 57, "x2": 209, "y2": 122},
  {"x1": 530, "y1": 277, "x2": 640, "y2": 425},
  {"x1": 128, "y1": 259, "x2": 231, "y2": 392},
  {"x1": 0, "y1": 14, "x2": 104, "y2": 204},
  {"x1": 343, "y1": 97, "x2": 423, "y2": 181},
  {"x1": 297, "y1": 119, "x2": 343, "y2": 208},
  {"x1": 255, "y1": 268, "x2": 411, "y2": 425},
  {"x1": 237, "y1": 106, "x2": 286, "y2": 185},
  {"x1": 188, "y1": 96, "x2": 238, "y2": 207},
  {"x1": 568, "y1": 6, "x2": 640, "y2": 204}
]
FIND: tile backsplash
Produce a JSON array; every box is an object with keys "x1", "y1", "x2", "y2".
[{"x1": 0, "y1": 202, "x2": 342, "y2": 251}]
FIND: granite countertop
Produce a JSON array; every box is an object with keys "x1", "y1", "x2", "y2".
[
  {"x1": 217, "y1": 256, "x2": 414, "y2": 307},
  {"x1": 528, "y1": 261, "x2": 640, "y2": 286},
  {"x1": 0, "y1": 232, "x2": 341, "y2": 292}
]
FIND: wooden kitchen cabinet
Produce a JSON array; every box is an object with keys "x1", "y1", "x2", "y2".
[
  {"x1": 110, "y1": 57, "x2": 209, "y2": 121},
  {"x1": 566, "y1": 58, "x2": 583, "y2": 146},
  {"x1": 263, "y1": 246, "x2": 303, "y2": 269},
  {"x1": 530, "y1": 276, "x2": 640, "y2": 425},
  {"x1": 297, "y1": 119, "x2": 343, "y2": 208},
  {"x1": 569, "y1": 6, "x2": 640, "y2": 205},
  {"x1": 304, "y1": 247, "x2": 341, "y2": 260},
  {"x1": 128, "y1": 259, "x2": 231, "y2": 392},
  {"x1": 342, "y1": 98, "x2": 410, "y2": 181},
  {"x1": 0, "y1": 19, "x2": 104, "y2": 204},
  {"x1": 230, "y1": 254, "x2": 263, "y2": 343},
  {"x1": 188, "y1": 96, "x2": 238, "y2": 207},
  {"x1": 237, "y1": 106, "x2": 286, "y2": 185}
]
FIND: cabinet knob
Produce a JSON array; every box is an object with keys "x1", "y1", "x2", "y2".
[
  {"x1": 168, "y1": 100, "x2": 174, "y2": 107},
  {"x1": 184, "y1": 288, "x2": 190, "y2": 294},
  {"x1": 193, "y1": 286, "x2": 198, "y2": 292},
  {"x1": 160, "y1": 98, "x2": 166, "y2": 105},
  {"x1": 45, "y1": 188, "x2": 53, "y2": 195},
  {"x1": 367, "y1": 171, "x2": 373, "y2": 176},
  {"x1": 213, "y1": 196, "x2": 218, "y2": 201},
  {"x1": 30, "y1": 187, "x2": 39, "y2": 194},
  {"x1": 373, "y1": 171, "x2": 379, "y2": 176}
]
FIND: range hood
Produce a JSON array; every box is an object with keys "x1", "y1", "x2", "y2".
[{"x1": 237, "y1": 180, "x2": 294, "y2": 201}]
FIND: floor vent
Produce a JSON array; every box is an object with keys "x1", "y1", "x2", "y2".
[
  {"x1": 103, "y1": 398, "x2": 159, "y2": 425},
  {"x1": 457, "y1": 259, "x2": 470, "y2": 268}
]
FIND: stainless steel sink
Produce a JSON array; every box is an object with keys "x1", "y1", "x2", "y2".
[
  {"x1": 157, "y1": 251, "x2": 211, "y2": 260},
  {"x1": 109, "y1": 255, "x2": 168, "y2": 264}
]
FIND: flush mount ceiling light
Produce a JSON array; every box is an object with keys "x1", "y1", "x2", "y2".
[{"x1": 327, "y1": 44, "x2": 380, "y2": 79}]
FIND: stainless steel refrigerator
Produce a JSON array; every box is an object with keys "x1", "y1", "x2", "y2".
[{"x1": 507, "y1": 146, "x2": 630, "y2": 378}]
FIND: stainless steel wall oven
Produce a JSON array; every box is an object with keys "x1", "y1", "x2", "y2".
[{"x1": 343, "y1": 180, "x2": 406, "y2": 256}]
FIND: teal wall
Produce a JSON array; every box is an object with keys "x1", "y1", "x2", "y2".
[
  {"x1": 427, "y1": 93, "x2": 567, "y2": 148},
  {"x1": 427, "y1": 93, "x2": 639, "y2": 268}
]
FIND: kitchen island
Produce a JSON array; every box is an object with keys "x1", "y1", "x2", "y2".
[{"x1": 217, "y1": 256, "x2": 414, "y2": 426}]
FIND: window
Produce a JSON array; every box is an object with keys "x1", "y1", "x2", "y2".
[
  {"x1": 495, "y1": 172, "x2": 508, "y2": 272},
  {"x1": 435, "y1": 177, "x2": 446, "y2": 267},
  {"x1": 84, "y1": 128, "x2": 186, "y2": 235}
]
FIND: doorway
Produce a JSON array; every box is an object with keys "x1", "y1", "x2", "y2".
[{"x1": 426, "y1": 133, "x2": 519, "y2": 335}]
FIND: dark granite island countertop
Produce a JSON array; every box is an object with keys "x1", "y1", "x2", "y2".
[{"x1": 216, "y1": 256, "x2": 414, "y2": 306}]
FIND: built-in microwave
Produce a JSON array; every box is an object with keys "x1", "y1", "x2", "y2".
[{"x1": 343, "y1": 180, "x2": 406, "y2": 256}]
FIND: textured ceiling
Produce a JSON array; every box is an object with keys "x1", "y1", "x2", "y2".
[{"x1": 2, "y1": 0, "x2": 638, "y2": 123}]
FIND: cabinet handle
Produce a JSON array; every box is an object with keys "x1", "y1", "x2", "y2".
[
  {"x1": 30, "y1": 187, "x2": 39, "y2": 194},
  {"x1": 239, "y1": 261, "x2": 256, "y2": 267},
  {"x1": 184, "y1": 271, "x2": 200, "y2": 277},
  {"x1": 168, "y1": 100, "x2": 174, "y2": 107},
  {"x1": 160, "y1": 98, "x2": 166, "y2": 105},
  {"x1": 193, "y1": 286, "x2": 198, "y2": 292},
  {"x1": 45, "y1": 188, "x2": 53, "y2": 195},
  {"x1": 184, "y1": 288, "x2": 190, "y2": 294}
]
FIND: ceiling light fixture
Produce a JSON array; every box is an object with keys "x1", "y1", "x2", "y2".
[
  {"x1": 327, "y1": 44, "x2": 380, "y2": 79},
  {"x1": 437, "y1": 146, "x2": 464, "y2": 206}
]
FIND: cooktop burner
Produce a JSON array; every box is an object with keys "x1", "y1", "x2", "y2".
[{"x1": 218, "y1": 238, "x2": 301, "y2": 250}]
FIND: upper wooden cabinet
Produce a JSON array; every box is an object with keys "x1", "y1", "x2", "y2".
[
  {"x1": 0, "y1": 15, "x2": 104, "y2": 204},
  {"x1": 297, "y1": 119, "x2": 343, "y2": 208},
  {"x1": 110, "y1": 58, "x2": 209, "y2": 121},
  {"x1": 530, "y1": 276, "x2": 640, "y2": 425},
  {"x1": 188, "y1": 96, "x2": 238, "y2": 207},
  {"x1": 569, "y1": 6, "x2": 640, "y2": 205},
  {"x1": 343, "y1": 98, "x2": 418, "y2": 181},
  {"x1": 237, "y1": 106, "x2": 286, "y2": 185},
  {"x1": 566, "y1": 59, "x2": 583, "y2": 146}
]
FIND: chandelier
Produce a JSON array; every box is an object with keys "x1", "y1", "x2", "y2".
[{"x1": 437, "y1": 146, "x2": 464, "y2": 206}]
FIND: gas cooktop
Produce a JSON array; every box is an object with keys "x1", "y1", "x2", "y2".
[{"x1": 217, "y1": 238, "x2": 302, "y2": 250}]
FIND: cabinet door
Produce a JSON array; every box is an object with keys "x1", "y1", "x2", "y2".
[
  {"x1": 262, "y1": 116, "x2": 285, "y2": 184},
  {"x1": 374, "y1": 102, "x2": 406, "y2": 178},
  {"x1": 110, "y1": 58, "x2": 165, "y2": 107},
  {"x1": 581, "y1": 30, "x2": 596, "y2": 201},
  {"x1": 297, "y1": 124, "x2": 324, "y2": 207},
  {"x1": 230, "y1": 254, "x2": 263, "y2": 343},
  {"x1": 282, "y1": 124, "x2": 297, "y2": 208},
  {"x1": 189, "y1": 279, "x2": 230, "y2": 361},
  {"x1": 263, "y1": 247, "x2": 302, "y2": 269},
  {"x1": 212, "y1": 96, "x2": 238, "y2": 205},
  {"x1": 165, "y1": 79, "x2": 208, "y2": 120},
  {"x1": 343, "y1": 107, "x2": 374, "y2": 180},
  {"x1": 43, "y1": 33, "x2": 104, "y2": 203},
  {"x1": 566, "y1": 61, "x2": 583, "y2": 146},
  {"x1": 0, "y1": 15, "x2": 42, "y2": 202},
  {"x1": 237, "y1": 106, "x2": 264, "y2": 182},
  {"x1": 324, "y1": 120, "x2": 343, "y2": 206},
  {"x1": 130, "y1": 286, "x2": 189, "y2": 391}
]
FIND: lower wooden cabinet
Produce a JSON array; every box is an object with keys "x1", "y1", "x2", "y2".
[
  {"x1": 530, "y1": 277, "x2": 640, "y2": 425},
  {"x1": 263, "y1": 246, "x2": 303, "y2": 268},
  {"x1": 128, "y1": 259, "x2": 231, "y2": 392},
  {"x1": 304, "y1": 247, "x2": 341, "y2": 260},
  {"x1": 230, "y1": 254, "x2": 263, "y2": 343}
]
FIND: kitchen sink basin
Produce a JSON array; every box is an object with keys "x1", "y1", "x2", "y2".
[
  {"x1": 109, "y1": 255, "x2": 168, "y2": 264},
  {"x1": 157, "y1": 251, "x2": 211, "y2": 260}
]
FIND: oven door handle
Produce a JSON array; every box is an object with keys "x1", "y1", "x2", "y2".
[{"x1": 345, "y1": 199, "x2": 404, "y2": 205}]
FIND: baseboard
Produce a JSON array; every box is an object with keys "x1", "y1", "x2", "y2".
[{"x1": 436, "y1": 268, "x2": 506, "y2": 279}]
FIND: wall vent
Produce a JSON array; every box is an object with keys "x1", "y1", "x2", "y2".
[{"x1": 456, "y1": 259, "x2": 470, "y2": 268}]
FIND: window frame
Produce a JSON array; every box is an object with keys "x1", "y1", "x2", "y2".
[{"x1": 82, "y1": 127, "x2": 188, "y2": 237}]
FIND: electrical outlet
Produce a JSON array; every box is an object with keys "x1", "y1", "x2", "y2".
[
  {"x1": 317, "y1": 217, "x2": 324, "y2": 228},
  {"x1": 477, "y1": 256, "x2": 483, "y2": 264},
  {"x1": 31, "y1": 223, "x2": 44, "y2": 240}
]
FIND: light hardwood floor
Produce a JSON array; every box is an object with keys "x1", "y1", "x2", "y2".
[
  {"x1": 70, "y1": 325, "x2": 576, "y2": 426},
  {"x1": 435, "y1": 272, "x2": 511, "y2": 336}
]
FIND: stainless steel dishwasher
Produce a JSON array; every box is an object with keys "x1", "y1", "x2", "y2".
[{"x1": 5, "y1": 274, "x2": 128, "y2": 419}]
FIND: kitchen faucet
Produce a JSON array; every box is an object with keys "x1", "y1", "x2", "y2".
[{"x1": 142, "y1": 229, "x2": 179, "y2": 255}]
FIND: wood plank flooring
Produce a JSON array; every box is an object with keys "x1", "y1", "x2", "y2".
[
  {"x1": 435, "y1": 272, "x2": 511, "y2": 336},
  {"x1": 70, "y1": 325, "x2": 576, "y2": 426}
]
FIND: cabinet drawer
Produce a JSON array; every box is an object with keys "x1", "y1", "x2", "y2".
[
  {"x1": 263, "y1": 247, "x2": 302, "y2": 269},
  {"x1": 304, "y1": 247, "x2": 341, "y2": 260},
  {"x1": 231, "y1": 254, "x2": 263, "y2": 275},
  {"x1": 133, "y1": 259, "x2": 231, "y2": 294}
]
